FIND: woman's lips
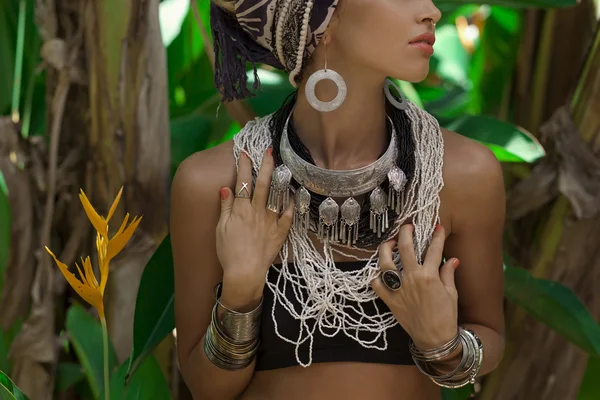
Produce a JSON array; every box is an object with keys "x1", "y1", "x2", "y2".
[
  {"x1": 409, "y1": 41, "x2": 434, "y2": 55},
  {"x1": 409, "y1": 32, "x2": 436, "y2": 56}
]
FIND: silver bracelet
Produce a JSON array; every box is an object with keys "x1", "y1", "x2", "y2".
[
  {"x1": 411, "y1": 326, "x2": 484, "y2": 388},
  {"x1": 409, "y1": 328, "x2": 461, "y2": 362},
  {"x1": 432, "y1": 329, "x2": 484, "y2": 388},
  {"x1": 213, "y1": 283, "x2": 263, "y2": 343},
  {"x1": 204, "y1": 303, "x2": 259, "y2": 370}
]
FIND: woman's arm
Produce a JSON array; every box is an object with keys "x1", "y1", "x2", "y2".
[
  {"x1": 171, "y1": 143, "x2": 293, "y2": 399},
  {"x1": 372, "y1": 134, "x2": 506, "y2": 383},
  {"x1": 442, "y1": 141, "x2": 506, "y2": 376},
  {"x1": 171, "y1": 144, "x2": 255, "y2": 400}
]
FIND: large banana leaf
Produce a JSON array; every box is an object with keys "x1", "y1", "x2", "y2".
[
  {"x1": 55, "y1": 362, "x2": 85, "y2": 394},
  {"x1": 444, "y1": 115, "x2": 545, "y2": 163},
  {"x1": 467, "y1": 7, "x2": 521, "y2": 116},
  {"x1": 0, "y1": 370, "x2": 29, "y2": 400},
  {"x1": 577, "y1": 356, "x2": 600, "y2": 400},
  {"x1": 127, "y1": 236, "x2": 175, "y2": 379},
  {"x1": 103, "y1": 355, "x2": 171, "y2": 400},
  {"x1": 504, "y1": 264, "x2": 600, "y2": 357},
  {"x1": 442, "y1": 385, "x2": 474, "y2": 400},
  {"x1": 66, "y1": 304, "x2": 118, "y2": 399}
]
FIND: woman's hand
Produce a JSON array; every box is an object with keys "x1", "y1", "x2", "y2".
[
  {"x1": 216, "y1": 148, "x2": 294, "y2": 309},
  {"x1": 371, "y1": 224, "x2": 459, "y2": 350}
]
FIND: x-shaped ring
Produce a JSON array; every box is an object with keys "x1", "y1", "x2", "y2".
[{"x1": 236, "y1": 182, "x2": 251, "y2": 198}]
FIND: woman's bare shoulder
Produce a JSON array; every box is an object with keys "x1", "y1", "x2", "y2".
[
  {"x1": 172, "y1": 139, "x2": 238, "y2": 199},
  {"x1": 439, "y1": 128, "x2": 505, "y2": 228},
  {"x1": 440, "y1": 127, "x2": 502, "y2": 188}
]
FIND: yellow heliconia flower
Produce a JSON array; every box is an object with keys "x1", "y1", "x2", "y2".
[{"x1": 45, "y1": 187, "x2": 142, "y2": 319}]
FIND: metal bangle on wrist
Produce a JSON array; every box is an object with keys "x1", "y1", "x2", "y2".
[
  {"x1": 203, "y1": 282, "x2": 264, "y2": 370},
  {"x1": 410, "y1": 326, "x2": 484, "y2": 388}
]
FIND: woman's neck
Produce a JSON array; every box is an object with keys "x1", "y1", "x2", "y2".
[{"x1": 291, "y1": 68, "x2": 389, "y2": 171}]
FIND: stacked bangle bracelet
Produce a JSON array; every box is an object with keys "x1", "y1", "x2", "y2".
[
  {"x1": 409, "y1": 326, "x2": 484, "y2": 388},
  {"x1": 204, "y1": 283, "x2": 263, "y2": 370}
]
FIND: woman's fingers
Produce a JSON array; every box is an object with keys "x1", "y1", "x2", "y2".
[
  {"x1": 372, "y1": 240, "x2": 398, "y2": 301},
  {"x1": 276, "y1": 200, "x2": 295, "y2": 235},
  {"x1": 423, "y1": 224, "x2": 445, "y2": 271},
  {"x1": 397, "y1": 224, "x2": 418, "y2": 271},
  {"x1": 233, "y1": 151, "x2": 254, "y2": 211},
  {"x1": 377, "y1": 240, "x2": 397, "y2": 271},
  {"x1": 219, "y1": 187, "x2": 234, "y2": 222},
  {"x1": 252, "y1": 148, "x2": 274, "y2": 209}
]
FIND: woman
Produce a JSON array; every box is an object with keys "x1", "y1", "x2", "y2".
[{"x1": 170, "y1": 0, "x2": 506, "y2": 399}]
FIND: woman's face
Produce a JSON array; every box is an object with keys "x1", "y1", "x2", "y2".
[{"x1": 328, "y1": 0, "x2": 442, "y2": 82}]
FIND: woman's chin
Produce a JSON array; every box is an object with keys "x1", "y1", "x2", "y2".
[{"x1": 391, "y1": 64, "x2": 431, "y2": 84}]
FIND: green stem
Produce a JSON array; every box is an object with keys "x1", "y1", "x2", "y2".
[
  {"x1": 11, "y1": 0, "x2": 26, "y2": 123},
  {"x1": 100, "y1": 316, "x2": 110, "y2": 400}
]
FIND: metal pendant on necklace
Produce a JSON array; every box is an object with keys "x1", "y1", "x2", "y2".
[
  {"x1": 340, "y1": 197, "x2": 360, "y2": 246},
  {"x1": 268, "y1": 165, "x2": 293, "y2": 213},
  {"x1": 387, "y1": 166, "x2": 407, "y2": 214},
  {"x1": 318, "y1": 197, "x2": 340, "y2": 243},
  {"x1": 370, "y1": 187, "x2": 389, "y2": 238},
  {"x1": 294, "y1": 186, "x2": 311, "y2": 233}
]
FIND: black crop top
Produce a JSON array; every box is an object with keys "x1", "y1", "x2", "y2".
[{"x1": 255, "y1": 261, "x2": 415, "y2": 371}]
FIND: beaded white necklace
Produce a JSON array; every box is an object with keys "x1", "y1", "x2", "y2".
[{"x1": 232, "y1": 101, "x2": 444, "y2": 367}]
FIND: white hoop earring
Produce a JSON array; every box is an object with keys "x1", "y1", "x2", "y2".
[
  {"x1": 384, "y1": 78, "x2": 408, "y2": 110},
  {"x1": 305, "y1": 41, "x2": 347, "y2": 112}
]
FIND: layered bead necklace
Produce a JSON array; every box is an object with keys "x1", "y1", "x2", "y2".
[{"x1": 232, "y1": 94, "x2": 444, "y2": 366}]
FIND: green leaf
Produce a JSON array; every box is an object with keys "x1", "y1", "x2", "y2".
[
  {"x1": 127, "y1": 236, "x2": 175, "y2": 378},
  {"x1": 467, "y1": 7, "x2": 521, "y2": 116},
  {"x1": 441, "y1": 385, "x2": 475, "y2": 400},
  {"x1": 504, "y1": 265, "x2": 600, "y2": 357},
  {"x1": 0, "y1": 169, "x2": 10, "y2": 300},
  {"x1": 444, "y1": 115, "x2": 546, "y2": 163},
  {"x1": 56, "y1": 363, "x2": 86, "y2": 394},
  {"x1": 247, "y1": 69, "x2": 295, "y2": 116},
  {"x1": 436, "y1": 0, "x2": 577, "y2": 7},
  {"x1": 103, "y1": 355, "x2": 172, "y2": 400},
  {"x1": 66, "y1": 304, "x2": 118, "y2": 399},
  {"x1": 577, "y1": 356, "x2": 600, "y2": 400},
  {"x1": 0, "y1": 321, "x2": 22, "y2": 377},
  {"x1": 397, "y1": 81, "x2": 423, "y2": 109},
  {"x1": 432, "y1": 24, "x2": 470, "y2": 88},
  {"x1": 170, "y1": 112, "x2": 212, "y2": 175},
  {"x1": 167, "y1": 0, "x2": 215, "y2": 118},
  {"x1": 0, "y1": 370, "x2": 29, "y2": 400}
]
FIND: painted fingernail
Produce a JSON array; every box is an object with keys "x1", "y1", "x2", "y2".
[
  {"x1": 453, "y1": 259, "x2": 460, "y2": 269},
  {"x1": 241, "y1": 152, "x2": 247, "y2": 159},
  {"x1": 435, "y1": 224, "x2": 442, "y2": 232},
  {"x1": 267, "y1": 147, "x2": 273, "y2": 156},
  {"x1": 220, "y1": 188, "x2": 229, "y2": 200}
]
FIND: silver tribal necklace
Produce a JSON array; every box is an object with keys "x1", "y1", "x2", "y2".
[{"x1": 267, "y1": 113, "x2": 408, "y2": 246}]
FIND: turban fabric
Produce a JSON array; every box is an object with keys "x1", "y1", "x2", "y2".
[{"x1": 210, "y1": 0, "x2": 339, "y2": 102}]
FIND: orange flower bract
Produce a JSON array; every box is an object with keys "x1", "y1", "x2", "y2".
[{"x1": 45, "y1": 187, "x2": 142, "y2": 318}]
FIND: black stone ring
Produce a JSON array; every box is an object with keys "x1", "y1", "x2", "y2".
[{"x1": 381, "y1": 270, "x2": 402, "y2": 291}]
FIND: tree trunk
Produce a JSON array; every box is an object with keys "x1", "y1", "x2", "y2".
[{"x1": 481, "y1": 20, "x2": 600, "y2": 400}]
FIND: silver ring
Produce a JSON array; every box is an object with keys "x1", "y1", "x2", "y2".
[
  {"x1": 381, "y1": 269, "x2": 402, "y2": 291},
  {"x1": 236, "y1": 182, "x2": 251, "y2": 198}
]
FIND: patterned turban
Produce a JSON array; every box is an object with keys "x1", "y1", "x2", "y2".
[{"x1": 211, "y1": 0, "x2": 339, "y2": 102}]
